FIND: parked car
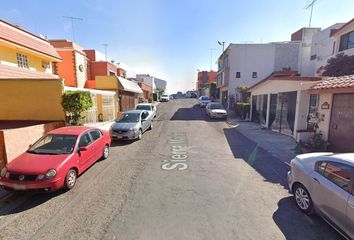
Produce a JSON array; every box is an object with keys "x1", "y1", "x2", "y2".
[
  {"x1": 198, "y1": 96, "x2": 211, "y2": 107},
  {"x1": 135, "y1": 103, "x2": 157, "y2": 118},
  {"x1": 0, "y1": 126, "x2": 111, "y2": 192},
  {"x1": 160, "y1": 94, "x2": 169, "y2": 102},
  {"x1": 288, "y1": 152, "x2": 354, "y2": 239},
  {"x1": 110, "y1": 110, "x2": 153, "y2": 141},
  {"x1": 206, "y1": 102, "x2": 227, "y2": 119}
]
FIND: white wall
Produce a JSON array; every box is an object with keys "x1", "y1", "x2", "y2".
[
  {"x1": 317, "y1": 93, "x2": 333, "y2": 140},
  {"x1": 310, "y1": 23, "x2": 344, "y2": 76},
  {"x1": 298, "y1": 28, "x2": 321, "y2": 76},
  {"x1": 251, "y1": 80, "x2": 317, "y2": 95}
]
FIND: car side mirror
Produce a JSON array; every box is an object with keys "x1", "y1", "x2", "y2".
[{"x1": 28, "y1": 144, "x2": 33, "y2": 149}]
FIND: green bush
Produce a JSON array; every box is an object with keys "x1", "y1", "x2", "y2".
[
  {"x1": 235, "y1": 102, "x2": 250, "y2": 120},
  {"x1": 61, "y1": 91, "x2": 93, "y2": 125}
]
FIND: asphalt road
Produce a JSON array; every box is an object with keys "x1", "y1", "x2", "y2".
[{"x1": 0, "y1": 99, "x2": 343, "y2": 240}]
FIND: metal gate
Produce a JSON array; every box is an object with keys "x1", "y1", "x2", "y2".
[
  {"x1": 82, "y1": 94, "x2": 97, "y2": 124},
  {"x1": 102, "y1": 95, "x2": 115, "y2": 121},
  {"x1": 329, "y1": 94, "x2": 354, "y2": 152}
]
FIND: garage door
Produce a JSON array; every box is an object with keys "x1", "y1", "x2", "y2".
[{"x1": 329, "y1": 94, "x2": 354, "y2": 152}]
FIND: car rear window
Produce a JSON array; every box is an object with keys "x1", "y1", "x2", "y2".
[{"x1": 201, "y1": 97, "x2": 209, "y2": 100}]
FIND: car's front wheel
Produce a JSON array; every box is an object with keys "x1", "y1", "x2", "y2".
[
  {"x1": 137, "y1": 129, "x2": 143, "y2": 140},
  {"x1": 293, "y1": 183, "x2": 313, "y2": 214},
  {"x1": 149, "y1": 122, "x2": 153, "y2": 130},
  {"x1": 65, "y1": 169, "x2": 77, "y2": 190}
]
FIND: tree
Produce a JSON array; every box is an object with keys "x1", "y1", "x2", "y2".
[
  {"x1": 61, "y1": 91, "x2": 93, "y2": 125},
  {"x1": 322, "y1": 53, "x2": 354, "y2": 77},
  {"x1": 236, "y1": 83, "x2": 249, "y2": 102}
]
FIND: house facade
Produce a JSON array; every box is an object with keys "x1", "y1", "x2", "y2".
[
  {"x1": 197, "y1": 70, "x2": 217, "y2": 97},
  {"x1": 0, "y1": 20, "x2": 66, "y2": 166},
  {"x1": 49, "y1": 41, "x2": 118, "y2": 123}
]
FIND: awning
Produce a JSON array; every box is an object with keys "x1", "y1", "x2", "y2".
[
  {"x1": 64, "y1": 86, "x2": 116, "y2": 96},
  {"x1": 118, "y1": 76, "x2": 143, "y2": 94},
  {"x1": 0, "y1": 63, "x2": 59, "y2": 79}
]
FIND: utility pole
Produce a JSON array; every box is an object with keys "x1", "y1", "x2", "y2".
[
  {"x1": 62, "y1": 16, "x2": 83, "y2": 41},
  {"x1": 209, "y1": 48, "x2": 216, "y2": 70},
  {"x1": 305, "y1": 0, "x2": 318, "y2": 28},
  {"x1": 102, "y1": 43, "x2": 108, "y2": 61}
]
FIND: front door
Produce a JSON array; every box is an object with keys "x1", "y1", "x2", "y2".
[{"x1": 329, "y1": 94, "x2": 354, "y2": 152}]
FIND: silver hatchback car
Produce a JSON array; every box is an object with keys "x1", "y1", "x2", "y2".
[
  {"x1": 288, "y1": 152, "x2": 354, "y2": 239},
  {"x1": 109, "y1": 110, "x2": 153, "y2": 141}
]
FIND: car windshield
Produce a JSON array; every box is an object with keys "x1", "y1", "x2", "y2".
[
  {"x1": 136, "y1": 105, "x2": 151, "y2": 111},
  {"x1": 27, "y1": 134, "x2": 78, "y2": 155},
  {"x1": 210, "y1": 104, "x2": 224, "y2": 109},
  {"x1": 116, "y1": 113, "x2": 140, "y2": 123},
  {"x1": 201, "y1": 96, "x2": 210, "y2": 100}
]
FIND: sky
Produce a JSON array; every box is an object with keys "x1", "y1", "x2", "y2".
[{"x1": 1, "y1": 0, "x2": 353, "y2": 93}]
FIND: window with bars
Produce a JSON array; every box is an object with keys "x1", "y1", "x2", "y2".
[{"x1": 16, "y1": 53, "x2": 29, "y2": 68}]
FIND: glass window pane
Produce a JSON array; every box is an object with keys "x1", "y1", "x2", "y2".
[{"x1": 323, "y1": 162, "x2": 352, "y2": 192}]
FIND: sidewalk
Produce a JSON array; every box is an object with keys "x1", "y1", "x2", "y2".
[{"x1": 227, "y1": 110, "x2": 297, "y2": 164}]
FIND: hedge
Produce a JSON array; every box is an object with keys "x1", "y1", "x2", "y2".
[{"x1": 235, "y1": 102, "x2": 250, "y2": 120}]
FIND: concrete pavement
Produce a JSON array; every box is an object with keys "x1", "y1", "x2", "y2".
[{"x1": 0, "y1": 99, "x2": 343, "y2": 240}]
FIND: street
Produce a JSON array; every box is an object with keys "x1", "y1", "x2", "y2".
[{"x1": 0, "y1": 99, "x2": 343, "y2": 240}]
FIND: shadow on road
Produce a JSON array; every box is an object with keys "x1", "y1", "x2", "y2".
[
  {"x1": 223, "y1": 128, "x2": 343, "y2": 239},
  {"x1": 273, "y1": 196, "x2": 343, "y2": 240},
  {"x1": 223, "y1": 127, "x2": 289, "y2": 189},
  {"x1": 170, "y1": 104, "x2": 226, "y2": 122}
]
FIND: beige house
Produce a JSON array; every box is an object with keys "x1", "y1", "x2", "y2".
[{"x1": 248, "y1": 71, "x2": 320, "y2": 141}]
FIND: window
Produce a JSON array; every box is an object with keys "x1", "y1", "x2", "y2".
[
  {"x1": 339, "y1": 30, "x2": 354, "y2": 52},
  {"x1": 236, "y1": 72, "x2": 241, "y2": 78},
  {"x1": 323, "y1": 162, "x2": 353, "y2": 193},
  {"x1": 315, "y1": 161, "x2": 327, "y2": 175},
  {"x1": 252, "y1": 72, "x2": 257, "y2": 78},
  {"x1": 90, "y1": 130, "x2": 102, "y2": 141},
  {"x1": 79, "y1": 133, "x2": 92, "y2": 147},
  {"x1": 16, "y1": 53, "x2": 28, "y2": 68},
  {"x1": 109, "y1": 71, "x2": 116, "y2": 76},
  {"x1": 310, "y1": 54, "x2": 317, "y2": 61}
]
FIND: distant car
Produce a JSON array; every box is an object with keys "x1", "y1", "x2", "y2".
[
  {"x1": 110, "y1": 110, "x2": 153, "y2": 141},
  {"x1": 190, "y1": 93, "x2": 198, "y2": 98},
  {"x1": 0, "y1": 126, "x2": 111, "y2": 191},
  {"x1": 135, "y1": 103, "x2": 156, "y2": 118},
  {"x1": 169, "y1": 95, "x2": 174, "y2": 100},
  {"x1": 206, "y1": 102, "x2": 227, "y2": 119},
  {"x1": 198, "y1": 96, "x2": 211, "y2": 107},
  {"x1": 160, "y1": 94, "x2": 169, "y2": 102},
  {"x1": 288, "y1": 153, "x2": 354, "y2": 239}
]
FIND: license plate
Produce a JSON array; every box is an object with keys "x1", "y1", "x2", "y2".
[{"x1": 13, "y1": 184, "x2": 26, "y2": 190}]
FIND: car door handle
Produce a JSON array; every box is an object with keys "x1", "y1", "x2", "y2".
[{"x1": 312, "y1": 177, "x2": 320, "y2": 184}]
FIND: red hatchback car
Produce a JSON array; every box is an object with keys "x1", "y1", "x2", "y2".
[{"x1": 0, "y1": 126, "x2": 111, "y2": 191}]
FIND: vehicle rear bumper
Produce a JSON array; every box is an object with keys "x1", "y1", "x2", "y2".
[{"x1": 110, "y1": 131, "x2": 138, "y2": 140}]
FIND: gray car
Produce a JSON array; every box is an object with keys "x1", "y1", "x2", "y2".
[
  {"x1": 109, "y1": 110, "x2": 153, "y2": 141},
  {"x1": 288, "y1": 152, "x2": 354, "y2": 239}
]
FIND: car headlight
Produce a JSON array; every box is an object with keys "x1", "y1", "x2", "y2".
[
  {"x1": 46, "y1": 169, "x2": 57, "y2": 179},
  {"x1": 0, "y1": 168, "x2": 7, "y2": 177}
]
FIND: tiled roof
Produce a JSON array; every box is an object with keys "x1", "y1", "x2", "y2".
[
  {"x1": 0, "y1": 20, "x2": 61, "y2": 60},
  {"x1": 0, "y1": 64, "x2": 59, "y2": 79},
  {"x1": 248, "y1": 71, "x2": 320, "y2": 91},
  {"x1": 330, "y1": 18, "x2": 354, "y2": 37},
  {"x1": 311, "y1": 75, "x2": 354, "y2": 90}
]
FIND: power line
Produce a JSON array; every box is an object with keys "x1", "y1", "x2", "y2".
[{"x1": 62, "y1": 16, "x2": 83, "y2": 41}]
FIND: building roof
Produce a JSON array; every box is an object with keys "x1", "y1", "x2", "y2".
[
  {"x1": 118, "y1": 77, "x2": 143, "y2": 94},
  {"x1": 0, "y1": 20, "x2": 61, "y2": 60},
  {"x1": 248, "y1": 71, "x2": 321, "y2": 91},
  {"x1": 49, "y1": 39, "x2": 85, "y2": 55},
  {"x1": 0, "y1": 63, "x2": 59, "y2": 79},
  {"x1": 310, "y1": 75, "x2": 354, "y2": 90},
  {"x1": 330, "y1": 18, "x2": 354, "y2": 37}
]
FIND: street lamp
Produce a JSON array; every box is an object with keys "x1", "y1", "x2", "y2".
[{"x1": 218, "y1": 41, "x2": 225, "y2": 52}]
